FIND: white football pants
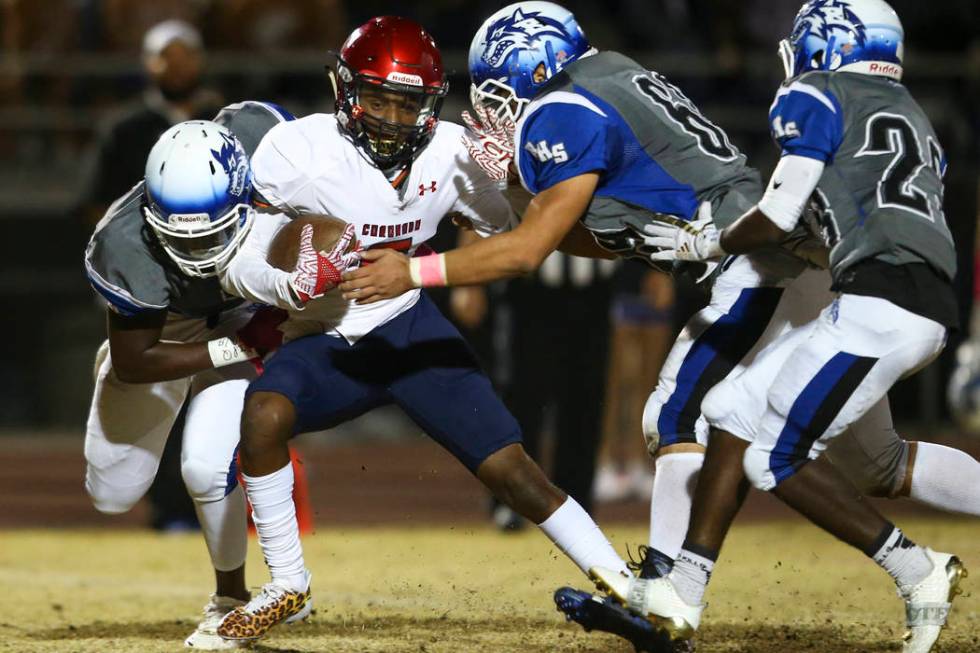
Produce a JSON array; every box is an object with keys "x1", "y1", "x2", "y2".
[{"x1": 84, "y1": 311, "x2": 255, "y2": 571}]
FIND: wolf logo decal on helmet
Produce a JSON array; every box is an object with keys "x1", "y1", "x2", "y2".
[{"x1": 481, "y1": 8, "x2": 570, "y2": 68}]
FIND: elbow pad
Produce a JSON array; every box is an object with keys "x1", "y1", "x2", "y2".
[{"x1": 757, "y1": 155, "x2": 825, "y2": 232}]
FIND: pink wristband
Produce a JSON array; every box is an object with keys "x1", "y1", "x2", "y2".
[{"x1": 410, "y1": 254, "x2": 448, "y2": 287}]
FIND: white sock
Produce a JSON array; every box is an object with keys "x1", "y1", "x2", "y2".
[
  {"x1": 909, "y1": 442, "x2": 980, "y2": 516},
  {"x1": 872, "y1": 526, "x2": 932, "y2": 588},
  {"x1": 194, "y1": 483, "x2": 248, "y2": 572},
  {"x1": 243, "y1": 463, "x2": 308, "y2": 592},
  {"x1": 649, "y1": 452, "x2": 704, "y2": 558},
  {"x1": 669, "y1": 547, "x2": 715, "y2": 606},
  {"x1": 538, "y1": 497, "x2": 630, "y2": 576}
]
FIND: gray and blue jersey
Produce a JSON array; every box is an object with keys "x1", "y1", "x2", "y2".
[
  {"x1": 84, "y1": 101, "x2": 293, "y2": 318},
  {"x1": 768, "y1": 71, "x2": 956, "y2": 284},
  {"x1": 513, "y1": 51, "x2": 770, "y2": 262}
]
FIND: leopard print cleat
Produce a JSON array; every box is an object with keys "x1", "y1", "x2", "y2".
[{"x1": 217, "y1": 574, "x2": 312, "y2": 641}]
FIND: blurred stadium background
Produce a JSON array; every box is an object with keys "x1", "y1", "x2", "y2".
[{"x1": 1, "y1": 1, "x2": 979, "y2": 650}]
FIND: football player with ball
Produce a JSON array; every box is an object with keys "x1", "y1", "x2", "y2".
[{"x1": 212, "y1": 16, "x2": 638, "y2": 643}]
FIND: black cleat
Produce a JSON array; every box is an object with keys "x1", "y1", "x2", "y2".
[
  {"x1": 629, "y1": 545, "x2": 674, "y2": 580},
  {"x1": 554, "y1": 586, "x2": 689, "y2": 653}
]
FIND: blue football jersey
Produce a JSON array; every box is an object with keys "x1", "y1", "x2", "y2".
[
  {"x1": 512, "y1": 51, "x2": 764, "y2": 262},
  {"x1": 767, "y1": 72, "x2": 955, "y2": 282}
]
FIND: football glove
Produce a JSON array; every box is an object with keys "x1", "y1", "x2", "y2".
[
  {"x1": 461, "y1": 102, "x2": 515, "y2": 183},
  {"x1": 288, "y1": 222, "x2": 359, "y2": 302},
  {"x1": 644, "y1": 202, "x2": 724, "y2": 263}
]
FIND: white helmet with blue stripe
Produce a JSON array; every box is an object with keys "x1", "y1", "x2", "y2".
[
  {"x1": 779, "y1": 0, "x2": 904, "y2": 81},
  {"x1": 144, "y1": 120, "x2": 254, "y2": 278},
  {"x1": 468, "y1": 2, "x2": 592, "y2": 125}
]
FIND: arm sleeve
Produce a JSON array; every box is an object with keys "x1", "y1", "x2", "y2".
[
  {"x1": 756, "y1": 154, "x2": 826, "y2": 232},
  {"x1": 220, "y1": 212, "x2": 304, "y2": 310},
  {"x1": 516, "y1": 103, "x2": 611, "y2": 194},
  {"x1": 450, "y1": 145, "x2": 518, "y2": 237},
  {"x1": 768, "y1": 80, "x2": 844, "y2": 162}
]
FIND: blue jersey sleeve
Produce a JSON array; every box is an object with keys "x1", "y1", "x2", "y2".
[
  {"x1": 768, "y1": 80, "x2": 844, "y2": 162},
  {"x1": 517, "y1": 102, "x2": 612, "y2": 194}
]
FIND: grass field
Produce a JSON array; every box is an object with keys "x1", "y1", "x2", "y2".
[{"x1": 0, "y1": 519, "x2": 977, "y2": 653}]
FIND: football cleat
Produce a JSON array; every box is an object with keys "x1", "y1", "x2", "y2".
[
  {"x1": 899, "y1": 550, "x2": 967, "y2": 653},
  {"x1": 217, "y1": 573, "x2": 312, "y2": 641},
  {"x1": 184, "y1": 594, "x2": 249, "y2": 650},
  {"x1": 589, "y1": 567, "x2": 703, "y2": 643},
  {"x1": 554, "y1": 587, "x2": 686, "y2": 653}
]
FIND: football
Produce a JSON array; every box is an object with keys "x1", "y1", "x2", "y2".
[{"x1": 266, "y1": 215, "x2": 355, "y2": 271}]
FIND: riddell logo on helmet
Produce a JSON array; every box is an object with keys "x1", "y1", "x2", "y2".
[
  {"x1": 387, "y1": 72, "x2": 424, "y2": 86},
  {"x1": 168, "y1": 214, "x2": 210, "y2": 226},
  {"x1": 869, "y1": 62, "x2": 901, "y2": 76}
]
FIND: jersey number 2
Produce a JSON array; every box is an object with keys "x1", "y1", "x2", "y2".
[{"x1": 857, "y1": 113, "x2": 943, "y2": 221}]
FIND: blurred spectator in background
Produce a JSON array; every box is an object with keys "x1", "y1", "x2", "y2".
[
  {"x1": 489, "y1": 254, "x2": 616, "y2": 530},
  {"x1": 100, "y1": 0, "x2": 203, "y2": 52},
  {"x1": 80, "y1": 19, "x2": 222, "y2": 226},
  {"x1": 593, "y1": 265, "x2": 674, "y2": 503}
]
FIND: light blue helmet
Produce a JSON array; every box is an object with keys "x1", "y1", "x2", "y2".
[
  {"x1": 143, "y1": 120, "x2": 254, "y2": 278},
  {"x1": 779, "y1": 0, "x2": 904, "y2": 81},
  {"x1": 468, "y1": 2, "x2": 591, "y2": 124}
]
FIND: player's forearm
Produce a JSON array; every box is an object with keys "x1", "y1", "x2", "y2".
[
  {"x1": 110, "y1": 341, "x2": 215, "y2": 383},
  {"x1": 719, "y1": 208, "x2": 788, "y2": 254},
  {"x1": 441, "y1": 229, "x2": 552, "y2": 285},
  {"x1": 222, "y1": 256, "x2": 302, "y2": 311},
  {"x1": 720, "y1": 155, "x2": 825, "y2": 255},
  {"x1": 221, "y1": 214, "x2": 304, "y2": 310},
  {"x1": 436, "y1": 176, "x2": 595, "y2": 285}
]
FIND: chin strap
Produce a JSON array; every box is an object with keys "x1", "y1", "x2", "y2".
[{"x1": 778, "y1": 39, "x2": 795, "y2": 79}]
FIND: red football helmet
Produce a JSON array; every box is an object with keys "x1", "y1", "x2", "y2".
[{"x1": 330, "y1": 16, "x2": 449, "y2": 167}]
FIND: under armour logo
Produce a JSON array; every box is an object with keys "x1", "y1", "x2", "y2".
[{"x1": 419, "y1": 180, "x2": 437, "y2": 196}]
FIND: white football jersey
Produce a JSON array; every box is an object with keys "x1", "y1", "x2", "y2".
[{"x1": 248, "y1": 113, "x2": 515, "y2": 342}]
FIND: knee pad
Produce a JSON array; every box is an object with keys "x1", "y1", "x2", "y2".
[
  {"x1": 743, "y1": 443, "x2": 778, "y2": 492},
  {"x1": 93, "y1": 340, "x2": 110, "y2": 383},
  {"x1": 642, "y1": 392, "x2": 665, "y2": 456},
  {"x1": 85, "y1": 469, "x2": 146, "y2": 514},
  {"x1": 701, "y1": 383, "x2": 731, "y2": 428},
  {"x1": 181, "y1": 456, "x2": 233, "y2": 503}
]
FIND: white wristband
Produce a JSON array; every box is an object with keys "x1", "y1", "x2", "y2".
[{"x1": 207, "y1": 337, "x2": 256, "y2": 368}]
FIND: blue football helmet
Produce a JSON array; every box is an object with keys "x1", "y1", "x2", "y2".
[
  {"x1": 143, "y1": 120, "x2": 254, "y2": 278},
  {"x1": 469, "y1": 2, "x2": 592, "y2": 124},
  {"x1": 779, "y1": 0, "x2": 904, "y2": 81}
]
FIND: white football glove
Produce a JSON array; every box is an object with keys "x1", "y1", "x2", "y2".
[
  {"x1": 288, "y1": 222, "x2": 360, "y2": 302},
  {"x1": 644, "y1": 202, "x2": 725, "y2": 263},
  {"x1": 461, "y1": 102, "x2": 515, "y2": 183}
]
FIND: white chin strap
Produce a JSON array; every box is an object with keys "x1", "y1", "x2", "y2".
[{"x1": 778, "y1": 40, "x2": 795, "y2": 79}]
